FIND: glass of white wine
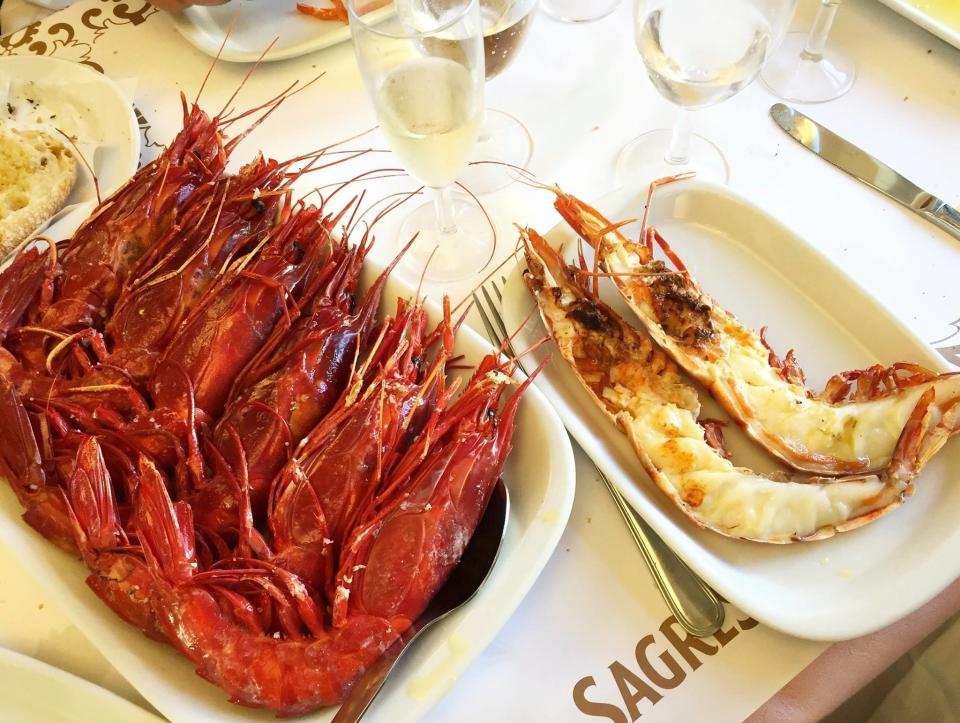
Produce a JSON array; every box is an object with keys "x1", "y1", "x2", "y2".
[
  {"x1": 347, "y1": 0, "x2": 490, "y2": 283},
  {"x1": 761, "y1": 0, "x2": 856, "y2": 103},
  {"x1": 459, "y1": 0, "x2": 538, "y2": 194},
  {"x1": 616, "y1": 0, "x2": 796, "y2": 186}
]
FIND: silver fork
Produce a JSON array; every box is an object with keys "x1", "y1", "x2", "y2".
[{"x1": 473, "y1": 278, "x2": 725, "y2": 637}]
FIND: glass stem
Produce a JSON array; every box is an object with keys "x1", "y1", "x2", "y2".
[
  {"x1": 801, "y1": 0, "x2": 840, "y2": 62},
  {"x1": 665, "y1": 108, "x2": 695, "y2": 165},
  {"x1": 433, "y1": 186, "x2": 458, "y2": 236},
  {"x1": 477, "y1": 109, "x2": 492, "y2": 143}
]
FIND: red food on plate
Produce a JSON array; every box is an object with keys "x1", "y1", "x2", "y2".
[
  {"x1": 0, "y1": 92, "x2": 529, "y2": 716},
  {"x1": 297, "y1": 1, "x2": 349, "y2": 23}
]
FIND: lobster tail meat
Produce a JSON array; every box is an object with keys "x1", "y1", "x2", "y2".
[
  {"x1": 550, "y1": 182, "x2": 960, "y2": 476},
  {"x1": 522, "y1": 224, "x2": 958, "y2": 543}
]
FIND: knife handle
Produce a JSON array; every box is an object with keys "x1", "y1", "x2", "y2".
[{"x1": 923, "y1": 200, "x2": 960, "y2": 243}]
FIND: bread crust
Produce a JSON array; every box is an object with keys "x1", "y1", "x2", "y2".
[{"x1": 0, "y1": 126, "x2": 78, "y2": 258}]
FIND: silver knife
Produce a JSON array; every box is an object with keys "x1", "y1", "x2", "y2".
[
  {"x1": 940, "y1": 344, "x2": 960, "y2": 367},
  {"x1": 770, "y1": 103, "x2": 960, "y2": 244}
]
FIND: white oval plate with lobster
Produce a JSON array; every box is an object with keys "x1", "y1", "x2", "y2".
[
  {"x1": 0, "y1": 258, "x2": 576, "y2": 722},
  {"x1": 501, "y1": 178, "x2": 960, "y2": 641}
]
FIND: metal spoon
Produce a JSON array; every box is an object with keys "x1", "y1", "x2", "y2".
[{"x1": 332, "y1": 478, "x2": 510, "y2": 723}]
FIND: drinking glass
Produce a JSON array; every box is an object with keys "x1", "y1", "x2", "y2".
[
  {"x1": 347, "y1": 0, "x2": 490, "y2": 283},
  {"x1": 616, "y1": 0, "x2": 796, "y2": 186},
  {"x1": 761, "y1": 1, "x2": 856, "y2": 103},
  {"x1": 459, "y1": 0, "x2": 538, "y2": 194},
  {"x1": 541, "y1": 0, "x2": 624, "y2": 22}
]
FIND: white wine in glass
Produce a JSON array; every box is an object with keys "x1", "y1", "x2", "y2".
[
  {"x1": 616, "y1": 0, "x2": 796, "y2": 187},
  {"x1": 378, "y1": 56, "x2": 482, "y2": 187},
  {"x1": 459, "y1": 0, "x2": 538, "y2": 194},
  {"x1": 348, "y1": 0, "x2": 490, "y2": 283}
]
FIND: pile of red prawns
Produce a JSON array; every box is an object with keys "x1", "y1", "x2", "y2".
[{"x1": 0, "y1": 97, "x2": 528, "y2": 716}]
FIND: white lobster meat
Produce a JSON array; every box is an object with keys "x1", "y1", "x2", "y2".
[
  {"x1": 550, "y1": 179, "x2": 960, "y2": 476},
  {"x1": 522, "y1": 227, "x2": 960, "y2": 543}
]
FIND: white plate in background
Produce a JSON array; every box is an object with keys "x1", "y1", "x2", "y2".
[
  {"x1": 0, "y1": 646, "x2": 161, "y2": 723},
  {"x1": 502, "y1": 178, "x2": 960, "y2": 641},
  {"x1": 876, "y1": 0, "x2": 960, "y2": 50},
  {"x1": 0, "y1": 256, "x2": 576, "y2": 722},
  {"x1": 171, "y1": 1, "x2": 391, "y2": 63},
  {"x1": 0, "y1": 55, "x2": 140, "y2": 245}
]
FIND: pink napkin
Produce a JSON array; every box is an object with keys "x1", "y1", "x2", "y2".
[{"x1": 747, "y1": 577, "x2": 960, "y2": 721}]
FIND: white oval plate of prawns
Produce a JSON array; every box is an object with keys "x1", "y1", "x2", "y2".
[
  {"x1": 0, "y1": 92, "x2": 575, "y2": 720},
  {"x1": 503, "y1": 175, "x2": 960, "y2": 641}
]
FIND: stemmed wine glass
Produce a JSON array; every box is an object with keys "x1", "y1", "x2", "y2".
[
  {"x1": 761, "y1": 0, "x2": 856, "y2": 103},
  {"x1": 616, "y1": 0, "x2": 796, "y2": 186},
  {"x1": 347, "y1": 0, "x2": 491, "y2": 283},
  {"x1": 459, "y1": 0, "x2": 538, "y2": 194}
]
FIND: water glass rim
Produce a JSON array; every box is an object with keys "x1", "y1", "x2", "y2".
[{"x1": 346, "y1": 0, "x2": 480, "y2": 39}]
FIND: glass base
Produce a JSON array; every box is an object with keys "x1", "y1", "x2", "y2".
[
  {"x1": 615, "y1": 129, "x2": 729, "y2": 188},
  {"x1": 761, "y1": 32, "x2": 857, "y2": 104},
  {"x1": 540, "y1": 0, "x2": 622, "y2": 23},
  {"x1": 398, "y1": 197, "x2": 495, "y2": 284},
  {"x1": 458, "y1": 109, "x2": 534, "y2": 195}
]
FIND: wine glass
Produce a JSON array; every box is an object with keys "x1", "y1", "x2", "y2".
[
  {"x1": 347, "y1": 0, "x2": 491, "y2": 283},
  {"x1": 616, "y1": 0, "x2": 797, "y2": 186},
  {"x1": 459, "y1": 0, "x2": 538, "y2": 194},
  {"x1": 761, "y1": 1, "x2": 856, "y2": 103}
]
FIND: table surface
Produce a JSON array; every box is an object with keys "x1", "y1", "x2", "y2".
[{"x1": 1, "y1": 0, "x2": 959, "y2": 721}]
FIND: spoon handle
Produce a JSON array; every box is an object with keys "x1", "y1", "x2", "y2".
[
  {"x1": 598, "y1": 469, "x2": 725, "y2": 637},
  {"x1": 333, "y1": 480, "x2": 508, "y2": 722},
  {"x1": 332, "y1": 625, "x2": 421, "y2": 723}
]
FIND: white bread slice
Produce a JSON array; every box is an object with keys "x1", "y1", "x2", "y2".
[{"x1": 0, "y1": 125, "x2": 77, "y2": 258}]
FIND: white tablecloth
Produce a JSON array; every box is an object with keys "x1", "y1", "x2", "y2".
[{"x1": 0, "y1": 0, "x2": 958, "y2": 720}]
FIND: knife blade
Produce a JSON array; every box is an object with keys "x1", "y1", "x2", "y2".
[
  {"x1": 938, "y1": 344, "x2": 960, "y2": 367},
  {"x1": 770, "y1": 103, "x2": 960, "y2": 244}
]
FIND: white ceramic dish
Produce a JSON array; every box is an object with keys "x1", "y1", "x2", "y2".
[
  {"x1": 502, "y1": 179, "x2": 960, "y2": 642},
  {"x1": 20, "y1": 0, "x2": 73, "y2": 8},
  {"x1": 0, "y1": 646, "x2": 161, "y2": 723},
  {"x1": 876, "y1": 0, "x2": 960, "y2": 50},
  {"x1": 0, "y1": 55, "x2": 140, "y2": 245},
  {"x1": 171, "y1": 2, "x2": 391, "y2": 63},
  {"x1": 0, "y1": 258, "x2": 576, "y2": 721}
]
